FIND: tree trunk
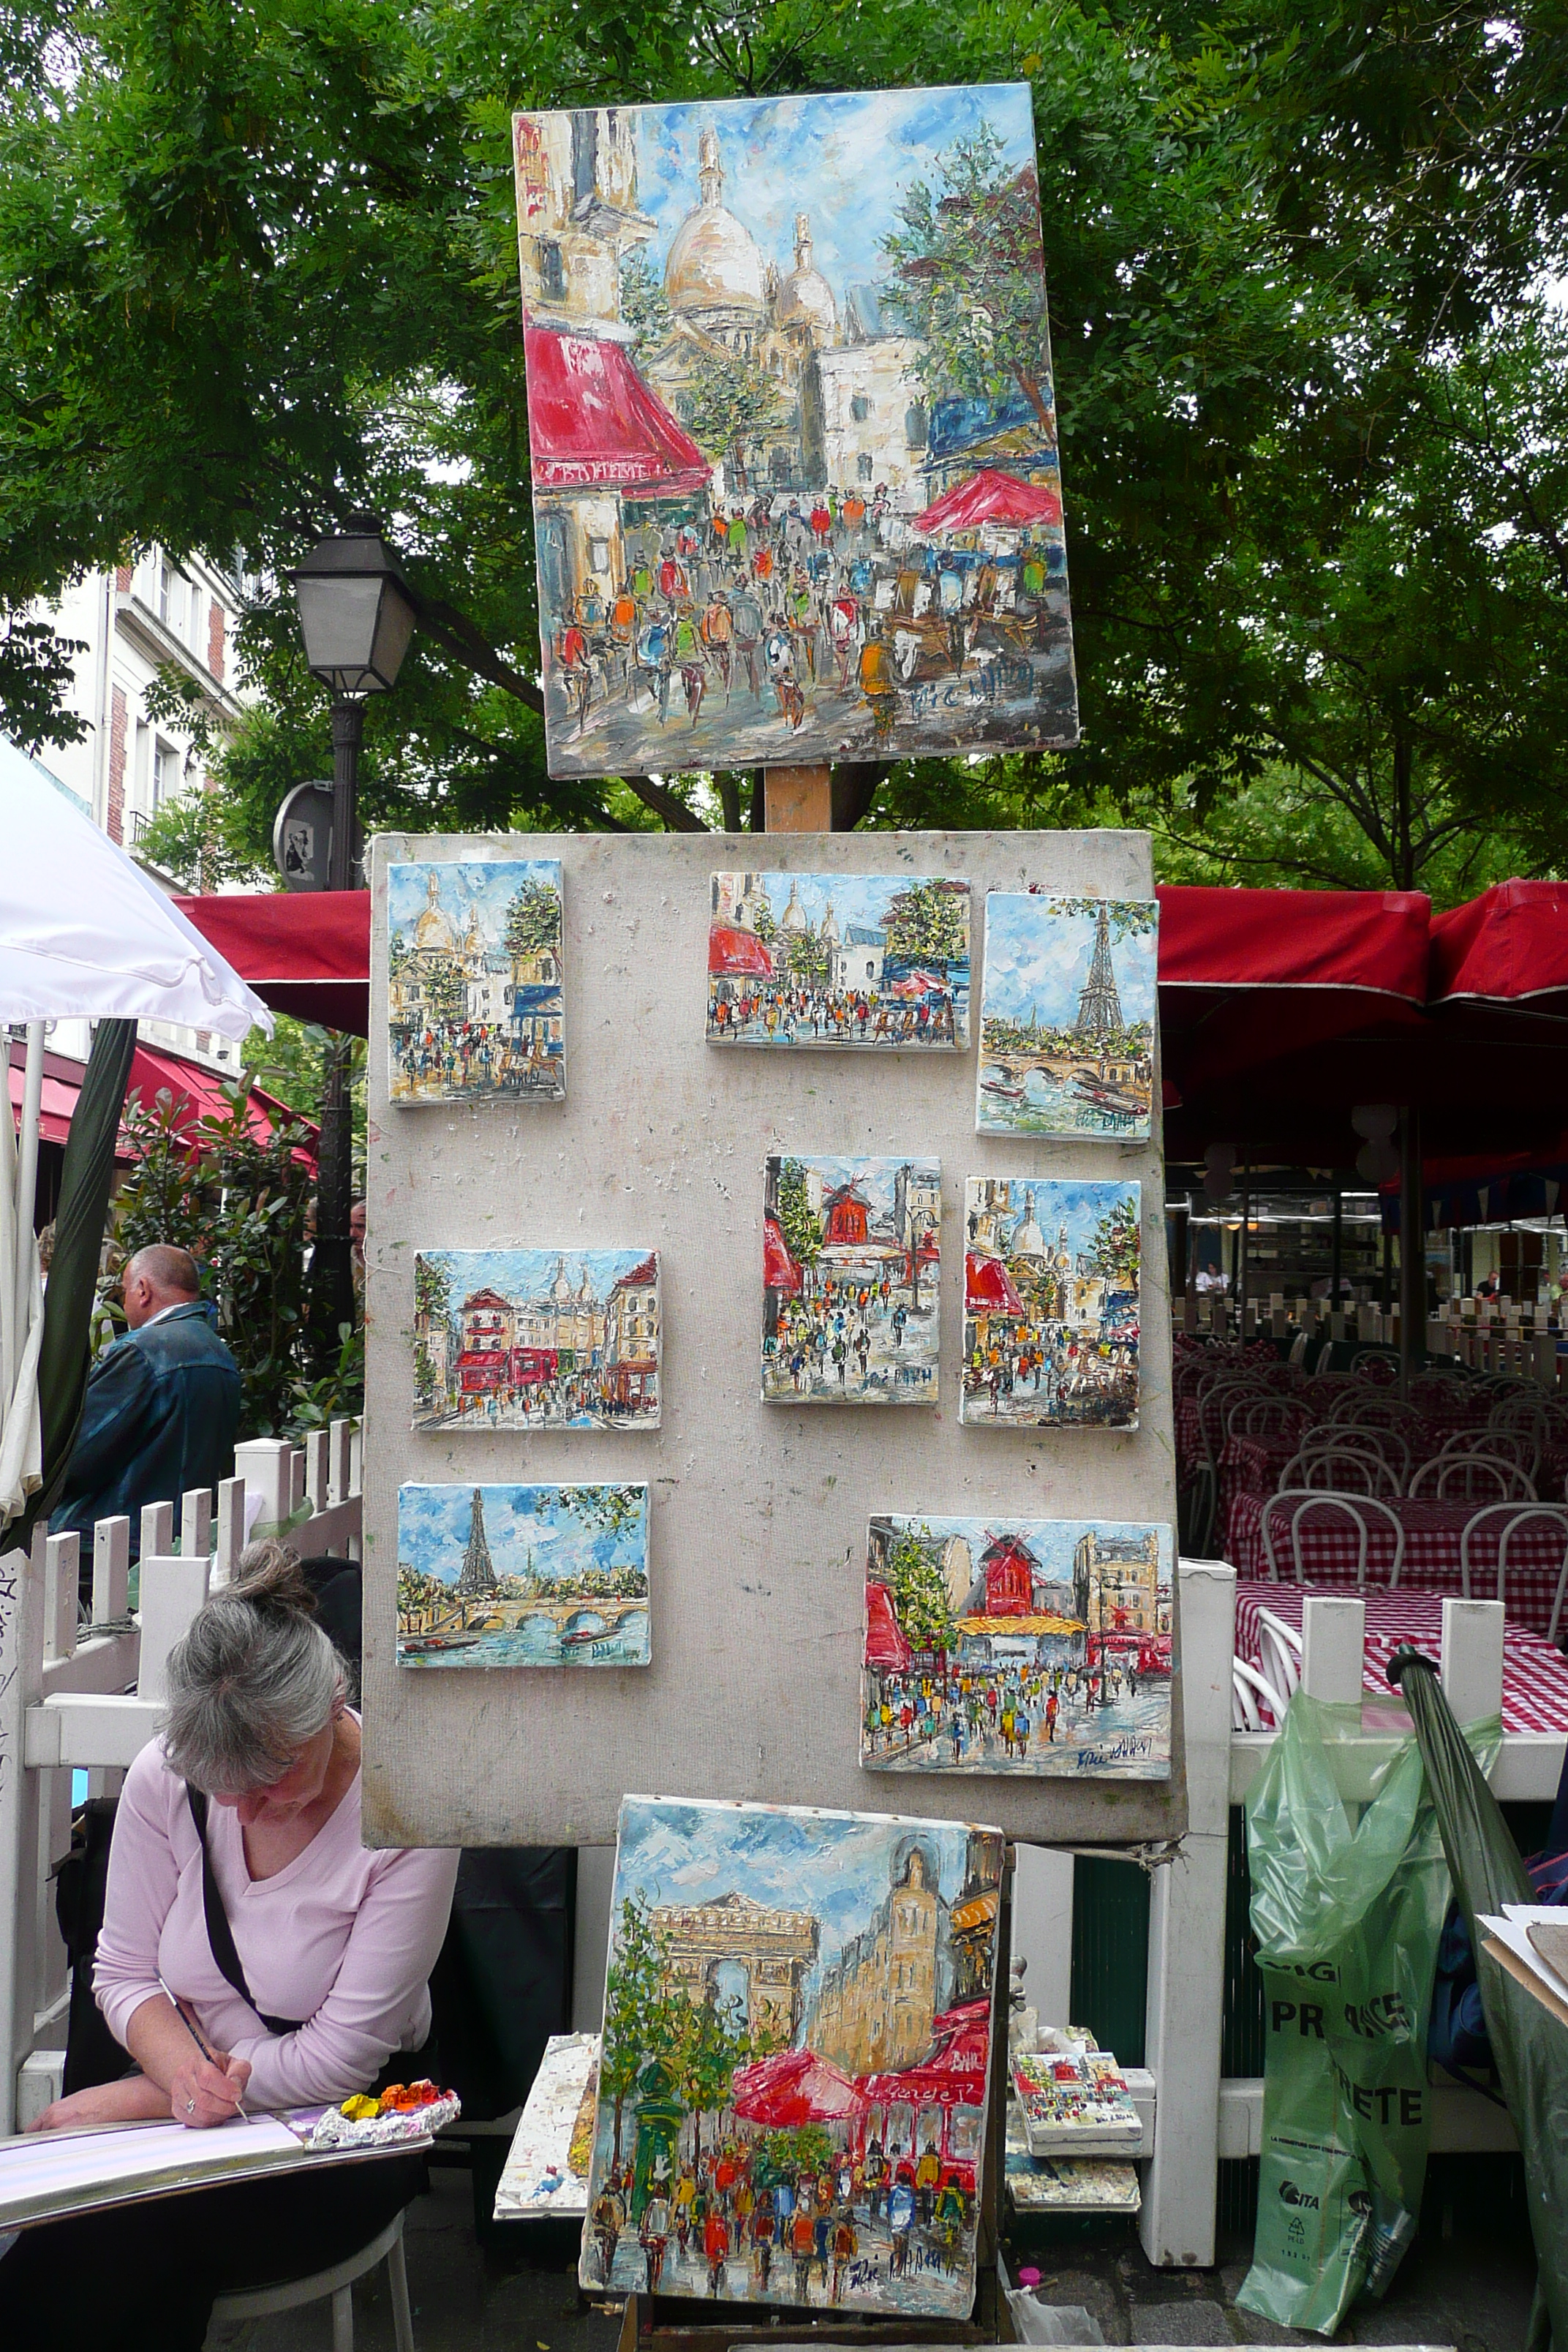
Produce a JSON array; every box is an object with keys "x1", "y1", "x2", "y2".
[
  {"x1": 613, "y1": 2093, "x2": 625, "y2": 2167},
  {"x1": 1012, "y1": 367, "x2": 1056, "y2": 441}
]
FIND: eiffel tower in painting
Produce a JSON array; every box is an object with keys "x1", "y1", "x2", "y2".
[
  {"x1": 1074, "y1": 903, "x2": 1123, "y2": 1041},
  {"x1": 456, "y1": 1487, "x2": 498, "y2": 1597}
]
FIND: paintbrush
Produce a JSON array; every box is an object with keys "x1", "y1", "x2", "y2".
[{"x1": 158, "y1": 1974, "x2": 252, "y2": 2123}]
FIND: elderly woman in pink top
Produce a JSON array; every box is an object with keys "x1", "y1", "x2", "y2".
[{"x1": 5, "y1": 1545, "x2": 459, "y2": 2351}]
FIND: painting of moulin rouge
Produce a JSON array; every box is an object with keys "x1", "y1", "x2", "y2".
[
  {"x1": 513, "y1": 86, "x2": 1077, "y2": 778},
  {"x1": 977, "y1": 896, "x2": 1157, "y2": 1139},
  {"x1": 581, "y1": 1796, "x2": 1001, "y2": 2315},
  {"x1": 412, "y1": 1250, "x2": 660, "y2": 1431},
  {"x1": 709, "y1": 873, "x2": 969, "y2": 1049},
  {"x1": 398, "y1": 1484, "x2": 650, "y2": 1667},
  {"x1": 388, "y1": 861, "x2": 564, "y2": 1104},
  {"x1": 861, "y1": 1518, "x2": 1172, "y2": 1779},
  {"x1": 962, "y1": 1180, "x2": 1140, "y2": 1428},
  {"x1": 763, "y1": 1156, "x2": 941, "y2": 1406}
]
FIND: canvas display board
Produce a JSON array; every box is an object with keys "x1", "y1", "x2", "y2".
[
  {"x1": 513, "y1": 85, "x2": 1077, "y2": 780},
  {"x1": 580, "y1": 1795, "x2": 1002, "y2": 2316},
  {"x1": 362, "y1": 830, "x2": 1181, "y2": 1850}
]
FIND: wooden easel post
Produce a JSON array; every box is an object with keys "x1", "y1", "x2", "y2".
[{"x1": 764, "y1": 764, "x2": 832, "y2": 832}]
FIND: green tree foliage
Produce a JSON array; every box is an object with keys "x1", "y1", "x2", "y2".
[
  {"x1": 774, "y1": 1158, "x2": 821, "y2": 1275},
  {"x1": 1090, "y1": 1195, "x2": 1141, "y2": 1290},
  {"x1": 883, "y1": 1522, "x2": 956, "y2": 1657},
  {"x1": 619, "y1": 249, "x2": 672, "y2": 366},
  {"x1": 884, "y1": 879, "x2": 968, "y2": 968},
  {"x1": 679, "y1": 344, "x2": 785, "y2": 491},
  {"x1": 671, "y1": 1986, "x2": 753, "y2": 2170},
  {"x1": 546, "y1": 1482, "x2": 644, "y2": 1537},
  {"x1": 600, "y1": 1893, "x2": 674, "y2": 2168},
  {"x1": 505, "y1": 875, "x2": 562, "y2": 962}
]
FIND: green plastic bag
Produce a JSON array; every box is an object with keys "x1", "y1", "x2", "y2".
[{"x1": 1237, "y1": 1691, "x2": 1497, "y2": 2337}]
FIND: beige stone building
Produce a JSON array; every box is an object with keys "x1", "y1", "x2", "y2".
[
  {"x1": 1073, "y1": 1526, "x2": 1167, "y2": 1636},
  {"x1": 804, "y1": 1841, "x2": 943, "y2": 2076}
]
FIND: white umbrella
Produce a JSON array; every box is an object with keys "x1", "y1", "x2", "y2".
[{"x1": 1, "y1": 769, "x2": 274, "y2": 1529}]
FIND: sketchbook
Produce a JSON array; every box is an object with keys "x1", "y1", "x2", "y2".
[{"x1": 0, "y1": 2106, "x2": 431, "y2": 2231}]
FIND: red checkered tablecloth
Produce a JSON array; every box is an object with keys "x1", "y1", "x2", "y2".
[
  {"x1": 1235, "y1": 1583, "x2": 1568, "y2": 1733},
  {"x1": 1225, "y1": 1490, "x2": 1568, "y2": 1640}
]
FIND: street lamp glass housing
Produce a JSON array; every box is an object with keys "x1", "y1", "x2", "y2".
[{"x1": 290, "y1": 521, "x2": 416, "y2": 696}]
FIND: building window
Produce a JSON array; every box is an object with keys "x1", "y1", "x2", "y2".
[
  {"x1": 540, "y1": 242, "x2": 565, "y2": 299},
  {"x1": 851, "y1": 393, "x2": 870, "y2": 423},
  {"x1": 769, "y1": 445, "x2": 792, "y2": 483},
  {"x1": 857, "y1": 451, "x2": 874, "y2": 481},
  {"x1": 589, "y1": 538, "x2": 611, "y2": 574},
  {"x1": 905, "y1": 403, "x2": 928, "y2": 449},
  {"x1": 153, "y1": 739, "x2": 182, "y2": 808}
]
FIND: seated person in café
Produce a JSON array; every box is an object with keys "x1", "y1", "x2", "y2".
[
  {"x1": 4, "y1": 1544, "x2": 459, "y2": 2352},
  {"x1": 50, "y1": 1243, "x2": 241, "y2": 1575}
]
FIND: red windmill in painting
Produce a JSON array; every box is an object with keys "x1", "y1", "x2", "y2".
[
  {"x1": 822, "y1": 1183, "x2": 872, "y2": 1248},
  {"x1": 979, "y1": 1530, "x2": 1039, "y2": 1617}
]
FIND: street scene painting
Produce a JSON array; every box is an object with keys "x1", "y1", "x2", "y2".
[
  {"x1": 514, "y1": 85, "x2": 1076, "y2": 780},
  {"x1": 709, "y1": 872, "x2": 969, "y2": 1049},
  {"x1": 764, "y1": 1156, "x2": 940, "y2": 1405},
  {"x1": 388, "y1": 860, "x2": 564, "y2": 1104},
  {"x1": 412, "y1": 1249, "x2": 660, "y2": 1430},
  {"x1": 397, "y1": 1484, "x2": 650, "y2": 1668},
  {"x1": 861, "y1": 1517, "x2": 1173, "y2": 1779},
  {"x1": 581, "y1": 1794, "x2": 1002, "y2": 2314},
  {"x1": 977, "y1": 894, "x2": 1157, "y2": 1139},
  {"x1": 962, "y1": 1179, "x2": 1139, "y2": 1428}
]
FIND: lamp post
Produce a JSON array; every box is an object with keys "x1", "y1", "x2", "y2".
[{"x1": 289, "y1": 514, "x2": 416, "y2": 1350}]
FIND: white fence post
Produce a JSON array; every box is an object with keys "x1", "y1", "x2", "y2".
[
  {"x1": 213, "y1": 1477, "x2": 246, "y2": 1585},
  {"x1": 92, "y1": 1516, "x2": 130, "y2": 1626},
  {"x1": 0, "y1": 1532, "x2": 45, "y2": 2136},
  {"x1": 1300, "y1": 1595, "x2": 1366, "y2": 1705},
  {"x1": 139, "y1": 1500, "x2": 173, "y2": 1563},
  {"x1": 1140, "y1": 1558, "x2": 1236, "y2": 2268},
  {"x1": 234, "y1": 1437, "x2": 292, "y2": 1533},
  {"x1": 1441, "y1": 1599, "x2": 1505, "y2": 1725},
  {"x1": 329, "y1": 1418, "x2": 352, "y2": 1506},
  {"x1": 181, "y1": 1486, "x2": 212, "y2": 1562},
  {"x1": 136, "y1": 1556, "x2": 211, "y2": 1705},
  {"x1": 43, "y1": 1534, "x2": 79, "y2": 1665}
]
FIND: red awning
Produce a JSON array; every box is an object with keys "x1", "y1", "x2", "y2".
[
  {"x1": 731, "y1": 2047, "x2": 861, "y2": 2127},
  {"x1": 912, "y1": 469, "x2": 1063, "y2": 535},
  {"x1": 7, "y1": 1052, "x2": 84, "y2": 1148},
  {"x1": 857, "y1": 1999, "x2": 990, "y2": 2109},
  {"x1": 524, "y1": 326, "x2": 712, "y2": 501},
  {"x1": 710, "y1": 922, "x2": 773, "y2": 979},
  {"x1": 127, "y1": 1044, "x2": 317, "y2": 1165},
  {"x1": 965, "y1": 1251, "x2": 1026, "y2": 1317},
  {"x1": 864, "y1": 1581, "x2": 912, "y2": 1671},
  {"x1": 174, "y1": 891, "x2": 371, "y2": 1035},
  {"x1": 764, "y1": 1212, "x2": 803, "y2": 1297},
  {"x1": 1428, "y1": 881, "x2": 1568, "y2": 1014}
]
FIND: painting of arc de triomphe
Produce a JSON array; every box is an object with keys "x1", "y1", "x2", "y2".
[{"x1": 652, "y1": 1889, "x2": 820, "y2": 2042}]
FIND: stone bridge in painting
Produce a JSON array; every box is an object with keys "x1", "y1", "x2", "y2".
[
  {"x1": 652, "y1": 1891, "x2": 821, "y2": 2044},
  {"x1": 413, "y1": 1594, "x2": 647, "y2": 1635}
]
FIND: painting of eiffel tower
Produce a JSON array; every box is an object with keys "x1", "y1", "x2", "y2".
[
  {"x1": 456, "y1": 1488, "x2": 499, "y2": 1598},
  {"x1": 976, "y1": 892, "x2": 1158, "y2": 1139}
]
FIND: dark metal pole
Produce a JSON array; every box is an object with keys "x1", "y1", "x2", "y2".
[
  {"x1": 312, "y1": 697, "x2": 363, "y2": 1354},
  {"x1": 1330, "y1": 1181, "x2": 1343, "y2": 1335},
  {"x1": 1400, "y1": 1107, "x2": 1425, "y2": 1398},
  {"x1": 1238, "y1": 1165, "x2": 1250, "y2": 1332}
]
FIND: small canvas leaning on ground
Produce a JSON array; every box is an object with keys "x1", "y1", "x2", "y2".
[
  {"x1": 764, "y1": 1156, "x2": 940, "y2": 1404},
  {"x1": 581, "y1": 1794, "x2": 1002, "y2": 2315},
  {"x1": 397, "y1": 1483, "x2": 650, "y2": 1667},
  {"x1": 976, "y1": 894, "x2": 1157, "y2": 1139},
  {"x1": 412, "y1": 1249, "x2": 660, "y2": 1431},
  {"x1": 962, "y1": 1177, "x2": 1140, "y2": 1428},
  {"x1": 514, "y1": 85, "x2": 1077, "y2": 779},
  {"x1": 861, "y1": 1517, "x2": 1173, "y2": 1778},
  {"x1": 388, "y1": 859, "x2": 565, "y2": 1104},
  {"x1": 709, "y1": 872, "x2": 969, "y2": 1048}
]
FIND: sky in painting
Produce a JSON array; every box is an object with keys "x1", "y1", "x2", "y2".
[
  {"x1": 974, "y1": 1177, "x2": 1140, "y2": 1267},
  {"x1": 614, "y1": 1797, "x2": 979, "y2": 2002},
  {"x1": 774, "y1": 1154, "x2": 938, "y2": 1226},
  {"x1": 399, "y1": 1483, "x2": 649, "y2": 1590},
  {"x1": 871, "y1": 1515, "x2": 1172, "y2": 1587},
  {"x1": 631, "y1": 85, "x2": 1036, "y2": 310},
  {"x1": 981, "y1": 894, "x2": 1158, "y2": 1029},
  {"x1": 416, "y1": 1248, "x2": 656, "y2": 1308},
  {"x1": 388, "y1": 859, "x2": 560, "y2": 950},
  {"x1": 715, "y1": 871, "x2": 970, "y2": 952}
]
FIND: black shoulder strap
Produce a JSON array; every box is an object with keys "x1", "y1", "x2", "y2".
[{"x1": 185, "y1": 1784, "x2": 306, "y2": 2036}]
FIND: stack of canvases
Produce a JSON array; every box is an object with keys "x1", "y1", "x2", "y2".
[{"x1": 379, "y1": 75, "x2": 1175, "y2": 2324}]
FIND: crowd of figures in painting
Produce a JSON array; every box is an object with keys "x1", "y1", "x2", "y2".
[
  {"x1": 861, "y1": 1517, "x2": 1172, "y2": 1779},
  {"x1": 763, "y1": 1156, "x2": 941, "y2": 1406},
  {"x1": 709, "y1": 872, "x2": 969, "y2": 1049},
  {"x1": 388, "y1": 860, "x2": 565, "y2": 1104},
  {"x1": 412, "y1": 1249, "x2": 660, "y2": 1431},
  {"x1": 397, "y1": 1483, "x2": 651, "y2": 1667},
  {"x1": 516, "y1": 85, "x2": 1076, "y2": 778},
  {"x1": 582, "y1": 1798, "x2": 1002, "y2": 2317},
  {"x1": 976, "y1": 894, "x2": 1156, "y2": 1139},
  {"x1": 962, "y1": 1178, "x2": 1141, "y2": 1428}
]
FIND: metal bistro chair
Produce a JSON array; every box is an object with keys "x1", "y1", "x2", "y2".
[
  {"x1": 1456, "y1": 1501, "x2": 1568, "y2": 1640},
  {"x1": 1255, "y1": 1606, "x2": 1305, "y2": 1710},
  {"x1": 1408, "y1": 1452, "x2": 1537, "y2": 1504},
  {"x1": 1260, "y1": 1489, "x2": 1407, "y2": 1591},
  {"x1": 1278, "y1": 1446, "x2": 1402, "y2": 1499},
  {"x1": 1443, "y1": 1425, "x2": 1542, "y2": 1483},
  {"x1": 209, "y1": 2209, "x2": 415, "y2": 2352},
  {"x1": 1232, "y1": 1652, "x2": 1292, "y2": 1730},
  {"x1": 1300, "y1": 1422, "x2": 1412, "y2": 1486}
]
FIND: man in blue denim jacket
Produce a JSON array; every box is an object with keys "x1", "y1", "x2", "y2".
[{"x1": 51, "y1": 1244, "x2": 241, "y2": 1569}]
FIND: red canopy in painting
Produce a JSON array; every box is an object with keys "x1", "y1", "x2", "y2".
[
  {"x1": 524, "y1": 326, "x2": 712, "y2": 501},
  {"x1": 709, "y1": 922, "x2": 773, "y2": 979},
  {"x1": 912, "y1": 470, "x2": 1063, "y2": 535},
  {"x1": 763, "y1": 1213, "x2": 803, "y2": 1297},
  {"x1": 965, "y1": 1251, "x2": 1026, "y2": 1316},
  {"x1": 731, "y1": 2046, "x2": 861, "y2": 2126},
  {"x1": 864, "y1": 1581, "x2": 912, "y2": 1672},
  {"x1": 857, "y1": 1999, "x2": 990, "y2": 2111}
]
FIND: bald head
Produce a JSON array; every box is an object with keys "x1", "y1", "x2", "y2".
[{"x1": 124, "y1": 1245, "x2": 201, "y2": 1329}]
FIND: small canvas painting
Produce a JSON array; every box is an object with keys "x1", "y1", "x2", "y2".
[
  {"x1": 581, "y1": 1793, "x2": 1002, "y2": 2315},
  {"x1": 976, "y1": 894, "x2": 1156, "y2": 1138},
  {"x1": 413, "y1": 1249, "x2": 660, "y2": 1431},
  {"x1": 962, "y1": 1178, "x2": 1139, "y2": 1428},
  {"x1": 388, "y1": 859, "x2": 564, "y2": 1104},
  {"x1": 398, "y1": 1484, "x2": 650, "y2": 1668},
  {"x1": 861, "y1": 1516, "x2": 1172, "y2": 1778},
  {"x1": 514, "y1": 84, "x2": 1077, "y2": 783},
  {"x1": 764, "y1": 1156, "x2": 940, "y2": 1405},
  {"x1": 709, "y1": 872, "x2": 968, "y2": 1049}
]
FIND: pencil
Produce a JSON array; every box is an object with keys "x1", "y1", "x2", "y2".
[{"x1": 158, "y1": 1973, "x2": 249, "y2": 2121}]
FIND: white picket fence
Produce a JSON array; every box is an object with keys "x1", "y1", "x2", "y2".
[{"x1": 0, "y1": 1422, "x2": 361, "y2": 2134}]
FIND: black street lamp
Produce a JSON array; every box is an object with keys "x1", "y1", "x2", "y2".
[{"x1": 289, "y1": 513, "x2": 416, "y2": 1349}]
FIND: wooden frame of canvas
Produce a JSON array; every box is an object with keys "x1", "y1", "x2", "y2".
[{"x1": 361, "y1": 828, "x2": 1183, "y2": 1850}]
